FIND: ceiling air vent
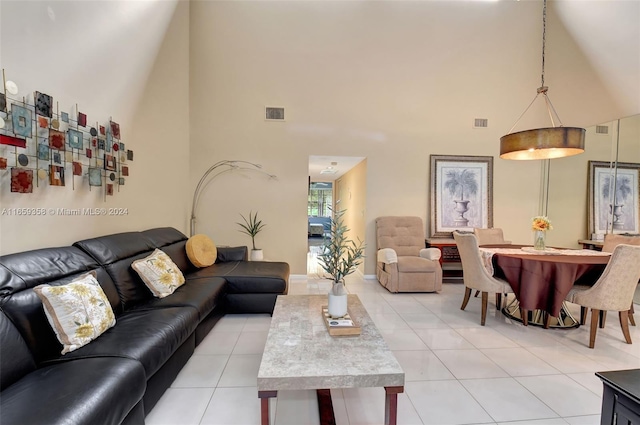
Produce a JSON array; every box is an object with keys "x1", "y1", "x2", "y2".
[
  {"x1": 265, "y1": 107, "x2": 285, "y2": 121},
  {"x1": 473, "y1": 118, "x2": 488, "y2": 128},
  {"x1": 595, "y1": 125, "x2": 609, "y2": 135}
]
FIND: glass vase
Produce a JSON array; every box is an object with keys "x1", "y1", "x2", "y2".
[{"x1": 533, "y1": 230, "x2": 546, "y2": 251}]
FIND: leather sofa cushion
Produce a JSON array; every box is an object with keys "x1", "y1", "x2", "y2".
[
  {"x1": 142, "y1": 228, "x2": 194, "y2": 273},
  {"x1": 130, "y1": 277, "x2": 227, "y2": 321},
  {"x1": 1, "y1": 357, "x2": 145, "y2": 425},
  {"x1": 217, "y1": 262, "x2": 289, "y2": 294},
  {"x1": 0, "y1": 312, "x2": 36, "y2": 391},
  {"x1": 187, "y1": 261, "x2": 289, "y2": 293},
  {"x1": 60, "y1": 306, "x2": 198, "y2": 377},
  {"x1": 397, "y1": 256, "x2": 439, "y2": 273},
  {"x1": 74, "y1": 231, "x2": 155, "y2": 265}
]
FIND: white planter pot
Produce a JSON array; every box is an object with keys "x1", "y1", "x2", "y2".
[
  {"x1": 250, "y1": 249, "x2": 263, "y2": 261},
  {"x1": 328, "y1": 292, "x2": 348, "y2": 318}
]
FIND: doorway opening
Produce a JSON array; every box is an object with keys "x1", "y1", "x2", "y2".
[{"x1": 307, "y1": 156, "x2": 367, "y2": 276}]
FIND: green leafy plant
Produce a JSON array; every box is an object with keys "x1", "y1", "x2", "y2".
[
  {"x1": 318, "y1": 209, "x2": 365, "y2": 289},
  {"x1": 236, "y1": 211, "x2": 266, "y2": 250}
]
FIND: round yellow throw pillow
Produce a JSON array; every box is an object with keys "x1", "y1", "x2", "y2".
[{"x1": 186, "y1": 234, "x2": 217, "y2": 268}]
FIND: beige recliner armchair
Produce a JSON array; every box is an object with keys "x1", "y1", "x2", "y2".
[{"x1": 375, "y1": 216, "x2": 442, "y2": 293}]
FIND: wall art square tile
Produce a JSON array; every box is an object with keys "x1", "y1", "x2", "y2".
[
  {"x1": 97, "y1": 139, "x2": 105, "y2": 150},
  {"x1": 61, "y1": 111, "x2": 69, "y2": 123},
  {"x1": 37, "y1": 116, "x2": 49, "y2": 128},
  {"x1": 37, "y1": 143, "x2": 50, "y2": 160},
  {"x1": 99, "y1": 125, "x2": 105, "y2": 135},
  {"x1": 53, "y1": 152, "x2": 61, "y2": 164},
  {"x1": 0, "y1": 134, "x2": 27, "y2": 148},
  {"x1": 72, "y1": 162, "x2": 82, "y2": 176},
  {"x1": 0, "y1": 157, "x2": 7, "y2": 169},
  {"x1": 119, "y1": 178, "x2": 125, "y2": 185},
  {"x1": 48, "y1": 129, "x2": 65, "y2": 150},
  {"x1": 11, "y1": 168, "x2": 33, "y2": 193},
  {"x1": 49, "y1": 165, "x2": 65, "y2": 186},
  {"x1": 127, "y1": 150, "x2": 133, "y2": 161},
  {"x1": 78, "y1": 112, "x2": 87, "y2": 127},
  {"x1": 88, "y1": 168, "x2": 102, "y2": 186},
  {"x1": 110, "y1": 121, "x2": 120, "y2": 139},
  {"x1": 11, "y1": 104, "x2": 33, "y2": 138},
  {"x1": 86, "y1": 148, "x2": 92, "y2": 159},
  {"x1": 35, "y1": 92, "x2": 53, "y2": 118},
  {"x1": 106, "y1": 183, "x2": 114, "y2": 196},
  {"x1": 106, "y1": 131, "x2": 112, "y2": 152},
  {"x1": 67, "y1": 128, "x2": 83, "y2": 149},
  {"x1": 0, "y1": 93, "x2": 6, "y2": 112},
  {"x1": 104, "y1": 154, "x2": 116, "y2": 171},
  {"x1": 121, "y1": 166, "x2": 129, "y2": 176}
]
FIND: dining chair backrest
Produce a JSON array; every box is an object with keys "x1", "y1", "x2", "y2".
[
  {"x1": 473, "y1": 228, "x2": 507, "y2": 245},
  {"x1": 453, "y1": 231, "x2": 504, "y2": 292},
  {"x1": 602, "y1": 234, "x2": 640, "y2": 253},
  {"x1": 576, "y1": 244, "x2": 640, "y2": 312}
]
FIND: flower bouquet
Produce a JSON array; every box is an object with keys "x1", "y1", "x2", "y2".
[{"x1": 531, "y1": 216, "x2": 552, "y2": 250}]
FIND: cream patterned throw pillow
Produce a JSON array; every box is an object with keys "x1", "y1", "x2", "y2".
[
  {"x1": 131, "y1": 249, "x2": 185, "y2": 298},
  {"x1": 34, "y1": 272, "x2": 116, "y2": 355}
]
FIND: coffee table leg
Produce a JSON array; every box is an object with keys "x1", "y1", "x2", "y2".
[
  {"x1": 258, "y1": 390, "x2": 277, "y2": 425},
  {"x1": 384, "y1": 386, "x2": 404, "y2": 425}
]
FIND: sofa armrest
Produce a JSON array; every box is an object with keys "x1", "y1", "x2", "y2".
[
  {"x1": 216, "y1": 246, "x2": 248, "y2": 262},
  {"x1": 420, "y1": 248, "x2": 441, "y2": 261},
  {"x1": 377, "y1": 248, "x2": 398, "y2": 264}
]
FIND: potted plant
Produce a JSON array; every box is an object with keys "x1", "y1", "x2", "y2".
[
  {"x1": 444, "y1": 169, "x2": 478, "y2": 227},
  {"x1": 318, "y1": 209, "x2": 365, "y2": 318},
  {"x1": 237, "y1": 211, "x2": 266, "y2": 261}
]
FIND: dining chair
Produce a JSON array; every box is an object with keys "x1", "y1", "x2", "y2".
[
  {"x1": 453, "y1": 231, "x2": 513, "y2": 325},
  {"x1": 601, "y1": 234, "x2": 640, "y2": 326},
  {"x1": 564, "y1": 244, "x2": 640, "y2": 348},
  {"x1": 473, "y1": 228, "x2": 511, "y2": 246}
]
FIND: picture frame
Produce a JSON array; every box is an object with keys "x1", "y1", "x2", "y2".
[
  {"x1": 430, "y1": 154, "x2": 493, "y2": 238},
  {"x1": 588, "y1": 161, "x2": 640, "y2": 236}
]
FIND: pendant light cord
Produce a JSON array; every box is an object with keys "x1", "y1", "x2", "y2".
[{"x1": 507, "y1": 0, "x2": 564, "y2": 134}]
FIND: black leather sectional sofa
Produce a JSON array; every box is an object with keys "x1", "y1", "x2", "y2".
[{"x1": 0, "y1": 227, "x2": 289, "y2": 425}]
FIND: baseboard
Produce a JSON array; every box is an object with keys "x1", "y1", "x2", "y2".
[{"x1": 364, "y1": 274, "x2": 377, "y2": 280}]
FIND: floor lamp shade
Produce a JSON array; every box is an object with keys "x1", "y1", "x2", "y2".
[{"x1": 499, "y1": 127, "x2": 585, "y2": 160}]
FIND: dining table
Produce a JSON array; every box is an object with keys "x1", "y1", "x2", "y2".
[{"x1": 479, "y1": 245, "x2": 611, "y2": 328}]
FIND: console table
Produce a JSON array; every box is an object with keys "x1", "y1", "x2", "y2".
[
  {"x1": 596, "y1": 369, "x2": 640, "y2": 425},
  {"x1": 578, "y1": 239, "x2": 604, "y2": 251},
  {"x1": 426, "y1": 238, "x2": 462, "y2": 280}
]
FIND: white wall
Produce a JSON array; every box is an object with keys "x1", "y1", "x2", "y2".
[
  {"x1": 0, "y1": 0, "x2": 190, "y2": 254},
  {"x1": 189, "y1": 1, "x2": 640, "y2": 275}
]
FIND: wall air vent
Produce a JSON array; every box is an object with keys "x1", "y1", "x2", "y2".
[
  {"x1": 265, "y1": 107, "x2": 285, "y2": 121},
  {"x1": 473, "y1": 118, "x2": 488, "y2": 128},
  {"x1": 595, "y1": 125, "x2": 609, "y2": 135}
]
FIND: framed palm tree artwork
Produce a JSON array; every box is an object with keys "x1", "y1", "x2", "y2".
[
  {"x1": 430, "y1": 155, "x2": 493, "y2": 237},
  {"x1": 588, "y1": 161, "x2": 640, "y2": 236}
]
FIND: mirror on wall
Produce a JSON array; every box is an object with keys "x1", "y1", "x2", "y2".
[{"x1": 546, "y1": 114, "x2": 640, "y2": 248}]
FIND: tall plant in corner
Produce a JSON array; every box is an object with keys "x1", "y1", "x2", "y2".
[{"x1": 318, "y1": 209, "x2": 365, "y2": 300}]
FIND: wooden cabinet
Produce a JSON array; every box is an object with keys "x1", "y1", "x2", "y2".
[
  {"x1": 597, "y1": 369, "x2": 640, "y2": 425},
  {"x1": 426, "y1": 238, "x2": 462, "y2": 280}
]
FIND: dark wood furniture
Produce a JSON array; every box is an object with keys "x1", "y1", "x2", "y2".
[
  {"x1": 597, "y1": 369, "x2": 640, "y2": 425},
  {"x1": 426, "y1": 238, "x2": 462, "y2": 280},
  {"x1": 579, "y1": 239, "x2": 604, "y2": 251}
]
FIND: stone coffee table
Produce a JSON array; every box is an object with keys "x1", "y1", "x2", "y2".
[{"x1": 257, "y1": 294, "x2": 405, "y2": 425}]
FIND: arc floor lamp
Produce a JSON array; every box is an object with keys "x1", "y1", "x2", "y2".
[{"x1": 190, "y1": 160, "x2": 277, "y2": 236}]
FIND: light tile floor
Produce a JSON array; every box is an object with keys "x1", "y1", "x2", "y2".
[{"x1": 147, "y1": 274, "x2": 640, "y2": 425}]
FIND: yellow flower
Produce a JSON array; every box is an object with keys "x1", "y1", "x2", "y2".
[
  {"x1": 75, "y1": 323, "x2": 94, "y2": 339},
  {"x1": 159, "y1": 272, "x2": 174, "y2": 285},
  {"x1": 72, "y1": 284, "x2": 91, "y2": 297},
  {"x1": 532, "y1": 216, "x2": 553, "y2": 231}
]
